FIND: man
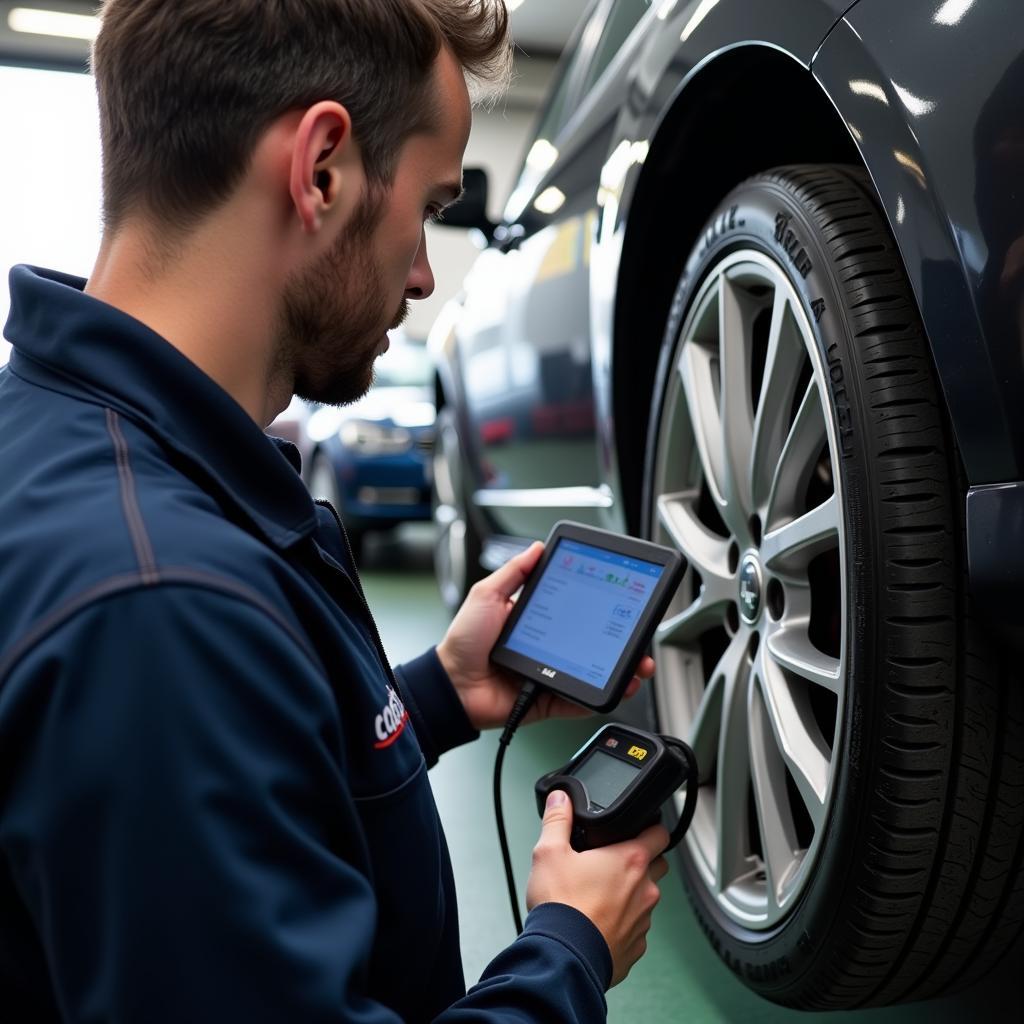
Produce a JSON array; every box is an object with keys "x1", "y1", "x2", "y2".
[{"x1": 0, "y1": 2, "x2": 669, "y2": 1020}]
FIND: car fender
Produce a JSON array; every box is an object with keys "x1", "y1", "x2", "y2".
[
  {"x1": 813, "y1": 0, "x2": 1024, "y2": 486},
  {"x1": 591, "y1": 0, "x2": 862, "y2": 528}
]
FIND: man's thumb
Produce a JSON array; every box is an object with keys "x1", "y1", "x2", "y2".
[{"x1": 541, "y1": 789, "x2": 573, "y2": 843}]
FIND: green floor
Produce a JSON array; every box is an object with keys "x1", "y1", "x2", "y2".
[{"x1": 361, "y1": 527, "x2": 1022, "y2": 1023}]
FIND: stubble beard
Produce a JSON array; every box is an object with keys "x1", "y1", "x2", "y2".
[{"x1": 275, "y1": 190, "x2": 408, "y2": 408}]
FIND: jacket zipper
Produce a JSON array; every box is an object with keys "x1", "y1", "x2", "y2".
[{"x1": 313, "y1": 499, "x2": 410, "y2": 704}]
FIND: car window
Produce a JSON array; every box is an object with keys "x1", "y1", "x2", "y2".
[
  {"x1": 533, "y1": 39, "x2": 590, "y2": 149},
  {"x1": 578, "y1": 0, "x2": 654, "y2": 100}
]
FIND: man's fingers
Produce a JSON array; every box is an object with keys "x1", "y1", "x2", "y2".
[
  {"x1": 635, "y1": 822, "x2": 672, "y2": 861},
  {"x1": 487, "y1": 541, "x2": 544, "y2": 602},
  {"x1": 649, "y1": 855, "x2": 670, "y2": 883},
  {"x1": 636, "y1": 655, "x2": 656, "y2": 678},
  {"x1": 539, "y1": 789, "x2": 574, "y2": 846}
]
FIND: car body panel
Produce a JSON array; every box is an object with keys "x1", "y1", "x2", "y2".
[
  {"x1": 814, "y1": 0, "x2": 1024, "y2": 485},
  {"x1": 437, "y1": 0, "x2": 1023, "y2": 630},
  {"x1": 453, "y1": 0, "x2": 853, "y2": 540}
]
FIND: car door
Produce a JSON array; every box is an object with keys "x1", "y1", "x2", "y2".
[{"x1": 457, "y1": 0, "x2": 657, "y2": 541}]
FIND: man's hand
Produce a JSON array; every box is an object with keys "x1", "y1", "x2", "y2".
[
  {"x1": 527, "y1": 791, "x2": 669, "y2": 988},
  {"x1": 436, "y1": 542, "x2": 656, "y2": 731}
]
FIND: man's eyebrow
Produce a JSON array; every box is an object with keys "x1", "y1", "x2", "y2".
[{"x1": 439, "y1": 181, "x2": 466, "y2": 206}]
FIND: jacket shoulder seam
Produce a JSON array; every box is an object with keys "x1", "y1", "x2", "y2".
[{"x1": 0, "y1": 569, "x2": 327, "y2": 686}]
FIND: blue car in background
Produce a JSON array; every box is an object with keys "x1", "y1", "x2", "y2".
[{"x1": 304, "y1": 340, "x2": 436, "y2": 557}]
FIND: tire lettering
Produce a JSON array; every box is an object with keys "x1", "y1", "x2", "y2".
[
  {"x1": 699, "y1": 205, "x2": 745, "y2": 257},
  {"x1": 774, "y1": 212, "x2": 814, "y2": 279},
  {"x1": 826, "y1": 343, "x2": 855, "y2": 456},
  {"x1": 812, "y1": 298, "x2": 826, "y2": 323}
]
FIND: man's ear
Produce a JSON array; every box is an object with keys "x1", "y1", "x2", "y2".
[{"x1": 289, "y1": 101, "x2": 356, "y2": 235}]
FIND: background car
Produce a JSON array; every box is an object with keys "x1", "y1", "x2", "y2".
[
  {"x1": 429, "y1": 0, "x2": 1024, "y2": 1011},
  {"x1": 302, "y1": 337, "x2": 436, "y2": 558}
]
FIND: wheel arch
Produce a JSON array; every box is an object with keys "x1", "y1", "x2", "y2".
[{"x1": 611, "y1": 44, "x2": 862, "y2": 534}]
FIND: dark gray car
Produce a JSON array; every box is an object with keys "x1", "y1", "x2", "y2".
[{"x1": 431, "y1": 0, "x2": 1024, "y2": 1010}]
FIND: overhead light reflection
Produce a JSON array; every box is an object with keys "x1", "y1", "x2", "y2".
[
  {"x1": 657, "y1": 0, "x2": 680, "y2": 20},
  {"x1": 526, "y1": 138, "x2": 559, "y2": 175},
  {"x1": 847, "y1": 123, "x2": 864, "y2": 142},
  {"x1": 893, "y1": 83, "x2": 936, "y2": 117},
  {"x1": 933, "y1": 0, "x2": 976, "y2": 26},
  {"x1": 597, "y1": 140, "x2": 650, "y2": 208},
  {"x1": 8, "y1": 7, "x2": 100, "y2": 40},
  {"x1": 849, "y1": 79, "x2": 889, "y2": 104},
  {"x1": 896, "y1": 195, "x2": 906, "y2": 224},
  {"x1": 681, "y1": 0, "x2": 720, "y2": 42},
  {"x1": 534, "y1": 187, "x2": 567, "y2": 215},
  {"x1": 894, "y1": 150, "x2": 927, "y2": 189},
  {"x1": 507, "y1": 0, "x2": 528, "y2": 13}
]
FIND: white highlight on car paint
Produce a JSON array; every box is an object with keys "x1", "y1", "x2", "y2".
[
  {"x1": 849, "y1": 79, "x2": 890, "y2": 105},
  {"x1": 534, "y1": 187, "x2": 567, "y2": 215},
  {"x1": 657, "y1": 0, "x2": 681, "y2": 21},
  {"x1": 896, "y1": 195, "x2": 906, "y2": 225},
  {"x1": 598, "y1": 140, "x2": 650, "y2": 210},
  {"x1": 892, "y1": 83, "x2": 937, "y2": 117},
  {"x1": 8, "y1": 7, "x2": 99, "y2": 40},
  {"x1": 933, "y1": 0, "x2": 976, "y2": 27},
  {"x1": 680, "y1": 0, "x2": 721, "y2": 43},
  {"x1": 526, "y1": 139, "x2": 560, "y2": 176}
]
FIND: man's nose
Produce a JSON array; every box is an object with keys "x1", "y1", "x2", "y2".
[{"x1": 405, "y1": 228, "x2": 435, "y2": 301}]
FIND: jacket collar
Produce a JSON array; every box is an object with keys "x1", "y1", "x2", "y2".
[{"x1": 4, "y1": 265, "x2": 318, "y2": 550}]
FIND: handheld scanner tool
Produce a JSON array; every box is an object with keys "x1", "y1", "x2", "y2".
[{"x1": 535, "y1": 724, "x2": 698, "y2": 853}]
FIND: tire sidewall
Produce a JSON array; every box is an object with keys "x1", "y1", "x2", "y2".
[{"x1": 644, "y1": 176, "x2": 880, "y2": 997}]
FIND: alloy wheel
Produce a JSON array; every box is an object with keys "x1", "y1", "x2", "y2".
[{"x1": 651, "y1": 250, "x2": 847, "y2": 930}]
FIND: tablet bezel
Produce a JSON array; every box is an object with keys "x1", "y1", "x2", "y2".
[{"x1": 490, "y1": 521, "x2": 685, "y2": 713}]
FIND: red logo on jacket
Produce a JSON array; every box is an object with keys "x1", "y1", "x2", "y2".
[{"x1": 374, "y1": 686, "x2": 409, "y2": 749}]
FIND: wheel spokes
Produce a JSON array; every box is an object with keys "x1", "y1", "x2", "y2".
[
  {"x1": 687, "y1": 670, "x2": 724, "y2": 786},
  {"x1": 751, "y1": 289, "x2": 805, "y2": 512},
  {"x1": 766, "y1": 378, "x2": 828, "y2": 529},
  {"x1": 678, "y1": 342, "x2": 728, "y2": 513},
  {"x1": 766, "y1": 624, "x2": 843, "y2": 695},
  {"x1": 762, "y1": 494, "x2": 839, "y2": 575},
  {"x1": 652, "y1": 250, "x2": 846, "y2": 931},
  {"x1": 717, "y1": 274, "x2": 756, "y2": 529},
  {"x1": 714, "y1": 631, "x2": 754, "y2": 893},
  {"x1": 748, "y1": 680, "x2": 800, "y2": 909},
  {"x1": 756, "y1": 645, "x2": 830, "y2": 830}
]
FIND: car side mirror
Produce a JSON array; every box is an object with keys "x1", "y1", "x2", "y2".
[{"x1": 439, "y1": 168, "x2": 496, "y2": 241}]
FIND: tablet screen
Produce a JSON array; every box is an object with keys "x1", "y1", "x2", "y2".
[{"x1": 503, "y1": 538, "x2": 666, "y2": 689}]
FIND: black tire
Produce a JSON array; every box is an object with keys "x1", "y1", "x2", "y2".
[
  {"x1": 432, "y1": 405, "x2": 484, "y2": 612},
  {"x1": 644, "y1": 165, "x2": 1024, "y2": 1009}
]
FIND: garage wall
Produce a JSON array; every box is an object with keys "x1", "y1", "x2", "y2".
[{"x1": 0, "y1": 55, "x2": 555, "y2": 365}]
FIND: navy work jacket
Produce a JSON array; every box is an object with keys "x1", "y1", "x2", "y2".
[{"x1": 0, "y1": 266, "x2": 611, "y2": 1022}]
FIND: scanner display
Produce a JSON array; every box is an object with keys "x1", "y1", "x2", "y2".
[
  {"x1": 571, "y1": 748, "x2": 642, "y2": 810},
  {"x1": 504, "y1": 539, "x2": 665, "y2": 689}
]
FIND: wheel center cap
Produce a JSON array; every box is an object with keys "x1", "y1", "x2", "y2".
[{"x1": 738, "y1": 555, "x2": 763, "y2": 624}]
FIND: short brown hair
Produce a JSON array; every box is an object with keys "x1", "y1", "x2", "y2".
[{"x1": 91, "y1": 0, "x2": 511, "y2": 233}]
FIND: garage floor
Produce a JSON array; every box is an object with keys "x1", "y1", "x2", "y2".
[{"x1": 362, "y1": 527, "x2": 1022, "y2": 1023}]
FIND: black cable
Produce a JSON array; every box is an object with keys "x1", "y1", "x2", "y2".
[
  {"x1": 493, "y1": 681, "x2": 539, "y2": 936},
  {"x1": 662, "y1": 736, "x2": 699, "y2": 850}
]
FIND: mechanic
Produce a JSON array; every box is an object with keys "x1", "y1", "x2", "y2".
[{"x1": 0, "y1": 2, "x2": 669, "y2": 1021}]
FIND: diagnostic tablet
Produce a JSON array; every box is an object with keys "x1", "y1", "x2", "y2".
[{"x1": 490, "y1": 522, "x2": 685, "y2": 713}]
